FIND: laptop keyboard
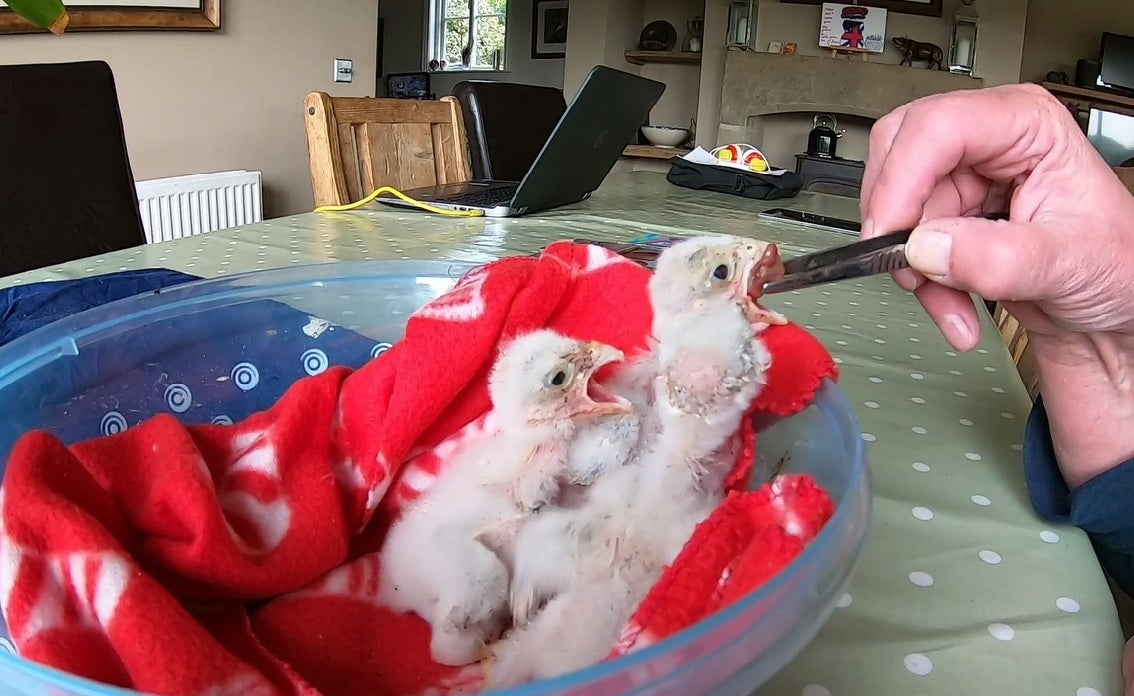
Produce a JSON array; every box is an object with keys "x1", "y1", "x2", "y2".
[{"x1": 444, "y1": 185, "x2": 516, "y2": 207}]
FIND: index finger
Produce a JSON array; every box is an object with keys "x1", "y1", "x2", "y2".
[
  {"x1": 859, "y1": 104, "x2": 908, "y2": 238},
  {"x1": 861, "y1": 84, "x2": 1066, "y2": 239}
]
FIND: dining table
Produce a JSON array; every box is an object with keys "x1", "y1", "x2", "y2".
[{"x1": 0, "y1": 170, "x2": 1125, "y2": 696}]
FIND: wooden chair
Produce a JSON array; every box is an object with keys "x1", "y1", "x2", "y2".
[
  {"x1": 991, "y1": 303, "x2": 1039, "y2": 401},
  {"x1": 303, "y1": 92, "x2": 472, "y2": 208}
]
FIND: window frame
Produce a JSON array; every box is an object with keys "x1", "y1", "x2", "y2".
[{"x1": 423, "y1": 0, "x2": 510, "y2": 73}]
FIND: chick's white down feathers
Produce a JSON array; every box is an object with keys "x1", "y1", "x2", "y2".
[
  {"x1": 377, "y1": 328, "x2": 639, "y2": 667},
  {"x1": 476, "y1": 235, "x2": 777, "y2": 688},
  {"x1": 377, "y1": 235, "x2": 781, "y2": 684}
]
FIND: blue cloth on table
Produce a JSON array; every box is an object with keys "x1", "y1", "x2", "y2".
[
  {"x1": 1024, "y1": 395, "x2": 1134, "y2": 597},
  {"x1": 0, "y1": 268, "x2": 394, "y2": 460},
  {"x1": 0, "y1": 268, "x2": 202, "y2": 348}
]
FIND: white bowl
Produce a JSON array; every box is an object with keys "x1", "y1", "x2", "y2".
[{"x1": 641, "y1": 125, "x2": 689, "y2": 148}]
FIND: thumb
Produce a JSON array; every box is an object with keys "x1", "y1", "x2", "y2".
[{"x1": 904, "y1": 216, "x2": 1062, "y2": 302}]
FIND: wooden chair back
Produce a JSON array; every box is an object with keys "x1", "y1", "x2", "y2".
[
  {"x1": 992, "y1": 303, "x2": 1039, "y2": 401},
  {"x1": 303, "y1": 92, "x2": 471, "y2": 208}
]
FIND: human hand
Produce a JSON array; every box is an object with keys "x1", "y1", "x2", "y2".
[{"x1": 860, "y1": 83, "x2": 1134, "y2": 487}]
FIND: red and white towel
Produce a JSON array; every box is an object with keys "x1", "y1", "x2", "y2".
[{"x1": 0, "y1": 240, "x2": 838, "y2": 696}]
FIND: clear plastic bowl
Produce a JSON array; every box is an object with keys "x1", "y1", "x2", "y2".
[{"x1": 0, "y1": 260, "x2": 872, "y2": 696}]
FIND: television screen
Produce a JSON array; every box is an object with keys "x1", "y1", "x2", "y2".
[{"x1": 1099, "y1": 32, "x2": 1134, "y2": 94}]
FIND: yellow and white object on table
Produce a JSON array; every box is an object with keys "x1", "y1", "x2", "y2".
[{"x1": 682, "y1": 145, "x2": 790, "y2": 176}]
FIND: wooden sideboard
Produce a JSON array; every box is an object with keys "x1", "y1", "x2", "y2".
[{"x1": 1043, "y1": 82, "x2": 1134, "y2": 124}]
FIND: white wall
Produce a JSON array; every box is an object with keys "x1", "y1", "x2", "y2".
[
  {"x1": 562, "y1": 0, "x2": 719, "y2": 139},
  {"x1": 381, "y1": 0, "x2": 565, "y2": 95},
  {"x1": 0, "y1": 0, "x2": 381, "y2": 217},
  {"x1": 562, "y1": 0, "x2": 643, "y2": 99},
  {"x1": 637, "y1": 0, "x2": 704, "y2": 129}
]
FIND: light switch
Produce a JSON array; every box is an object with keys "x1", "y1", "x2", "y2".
[{"x1": 334, "y1": 58, "x2": 353, "y2": 83}]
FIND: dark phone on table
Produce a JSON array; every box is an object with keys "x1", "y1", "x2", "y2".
[{"x1": 758, "y1": 208, "x2": 861, "y2": 235}]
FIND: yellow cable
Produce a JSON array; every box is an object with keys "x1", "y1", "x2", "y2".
[{"x1": 314, "y1": 185, "x2": 485, "y2": 217}]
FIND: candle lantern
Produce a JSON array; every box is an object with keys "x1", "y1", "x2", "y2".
[
  {"x1": 727, "y1": 0, "x2": 758, "y2": 49},
  {"x1": 949, "y1": 0, "x2": 979, "y2": 76}
]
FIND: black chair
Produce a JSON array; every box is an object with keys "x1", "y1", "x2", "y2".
[
  {"x1": 0, "y1": 60, "x2": 146, "y2": 277},
  {"x1": 450, "y1": 80, "x2": 567, "y2": 182}
]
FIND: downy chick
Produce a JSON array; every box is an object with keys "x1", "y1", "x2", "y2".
[
  {"x1": 377, "y1": 329, "x2": 634, "y2": 667},
  {"x1": 478, "y1": 263, "x2": 773, "y2": 687},
  {"x1": 649, "y1": 233, "x2": 787, "y2": 336},
  {"x1": 602, "y1": 233, "x2": 786, "y2": 436}
]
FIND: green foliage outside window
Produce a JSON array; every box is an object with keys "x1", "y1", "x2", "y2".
[{"x1": 439, "y1": 0, "x2": 507, "y2": 71}]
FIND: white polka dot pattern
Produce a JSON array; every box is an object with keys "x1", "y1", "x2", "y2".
[
  {"x1": 904, "y1": 653, "x2": 933, "y2": 676},
  {"x1": 912, "y1": 506, "x2": 934, "y2": 521},
  {"x1": 979, "y1": 550, "x2": 1003, "y2": 565},
  {"x1": 909, "y1": 571, "x2": 934, "y2": 587}
]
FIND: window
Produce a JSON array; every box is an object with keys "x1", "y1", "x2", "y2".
[{"x1": 426, "y1": 0, "x2": 508, "y2": 72}]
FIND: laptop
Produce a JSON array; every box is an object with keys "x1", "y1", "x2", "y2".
[{"x1": 375, "y1": 65, "x2": 666, "y2": 218}]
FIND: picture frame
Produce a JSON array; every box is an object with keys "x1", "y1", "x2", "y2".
[
  {"x1": 779, "y1": 0, "x2": 942, "y2": 18},
  {"x1": 531, "y1": 0, "x2": 568, "y2": 59},
  {"x1": 819, "y1": 3, "x2": 887, "y2": 53},
  {"x1": 0, "y1": 0, "x2": 221, "y2": 34}
]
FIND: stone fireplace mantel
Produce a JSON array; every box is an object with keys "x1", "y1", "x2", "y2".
[{"x1": 717, "y1": 50, "x2": 985, "y2": 144}]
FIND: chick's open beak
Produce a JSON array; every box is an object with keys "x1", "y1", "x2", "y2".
[
  {"x1": 572, "y1": 342, "x2": 633, "y2": 417},
  {"x1": 739, "y1": 244, "x2": 789, "y2": 327}
]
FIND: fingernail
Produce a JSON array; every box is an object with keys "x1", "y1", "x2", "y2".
[
  {"x1": 893, "y1": 268, "x2": 924, "y2": 292},
  {"x1": 944, "y1": 313, "x2": 976, "y2": 351},
  {"x1": 861, "y1": 218, "x2": 875, "y2": 238},
  {"x1": 905, "y1": 228, "x2": 952, "y2": 278}
]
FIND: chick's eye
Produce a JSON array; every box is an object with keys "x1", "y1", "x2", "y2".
[
  {"x1": 712, "y1": 263, "x2": 730, "y2": 281},
  {"x1": 543, "y1": 362, "x2": 575, "y2": 389}
]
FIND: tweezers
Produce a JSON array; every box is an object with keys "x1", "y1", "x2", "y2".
[{"x1": 760, "y1": 212, "x2": 1008, "y2": 295}]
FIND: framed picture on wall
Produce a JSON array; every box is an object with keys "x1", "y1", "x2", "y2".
[
  {"x1": 779, "y1": 0, "x2": 942, "y2": 18},
  {"x1": 819, "y1": 3, "x2": 887, "y2": 53},
  {"x1": 0, "y1": 0, "x2": 221, "y2": 34},
  {"x1": 532, "y1": 0, "x2": 568, "y2": 59}
]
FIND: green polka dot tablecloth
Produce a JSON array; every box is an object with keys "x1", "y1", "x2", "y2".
[{"x1": 1, "y1": 172, "x2": 1124, "y2": 695}]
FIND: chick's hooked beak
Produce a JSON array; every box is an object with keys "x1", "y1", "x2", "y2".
[
  {"x1": 569, "y1": 341, "x2": 634, "y2": 417},
  {"x1": 737, "y1": 243, "x2": 789, "y2": 327}
]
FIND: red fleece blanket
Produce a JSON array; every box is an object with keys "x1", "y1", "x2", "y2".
[{"x1": 0, "y1": 241, "x2": 838, "y2": 696}]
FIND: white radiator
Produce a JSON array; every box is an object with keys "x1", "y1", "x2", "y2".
[{"x1": 135, "y1": 170, "x2": 264, "y2": 244}]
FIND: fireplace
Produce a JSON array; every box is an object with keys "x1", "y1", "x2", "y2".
[{"x1": 716, "y1": 50, "x2": 984, "y2": 179}]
